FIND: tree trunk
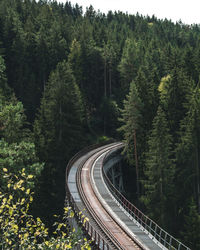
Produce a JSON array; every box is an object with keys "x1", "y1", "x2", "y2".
[
  {"x1": 59, "y1": 102, "x2": 62, "y2": 143},
  {"x1": 104, "y1": 58, "x2": 107, "y2": 97},
  {"x1": 196, "y1": 144, "x2": 200, "y2": 213},
  {"x1": 109, "y1": 62, "x2": 112, "y2": 96},
  {"x1": 134, "y1": 129, "x2": 139, "y2": 198},
  {"x1": 103, "y1": 114, "x2": 106, "y2": 135}
]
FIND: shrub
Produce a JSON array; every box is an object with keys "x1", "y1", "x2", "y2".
[{"x1": 0, "y1": 168, "x2": 91, "y2": 249}]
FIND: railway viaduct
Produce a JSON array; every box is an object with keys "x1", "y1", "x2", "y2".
[{"x1": 65, "y1": 142, "x2": 190, "y2": 250}]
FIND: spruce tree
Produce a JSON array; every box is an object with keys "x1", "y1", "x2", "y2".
[
  {"x1": 158, "y1": 68, "x2": 194, "y2": 141},
  {"x1": 118, "y1": 38, "x2": 142, "y2": 94},
  {"x1": 68, "y1": 39, "x2": 83, "y2": 89},
  {"x1": 101, "y1": 41, "x2": 117, "y2": 97},
  {"x1": 118, "y1": 81, "x2": 143, "y2": 198},
  {"x1": 134, "y1": 65, "x2": 158, "y2": 133},
  {"x1": 176, "y1": 84, "x2": 200, "y2": 218},
  {"x1": 99, "y1": 96, "x2": 120, "y2": 137},
  {"x1": 181, "y1": 198, "x2": 200, "y2": 250},
  {"x1": 142, "y1": 106, "x2": 175, "y2": 229},
  {"x1": 34, "y1": 60, "x2": 84, "y2": 162},
  {"x1": 0, "y1": 55, "x2": 11, "y2": 99},
  {"x1": 33, "y1": 60, "x2": 84, "y2": 225}
]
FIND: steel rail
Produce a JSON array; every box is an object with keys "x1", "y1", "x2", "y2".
[
  {"x1": 65, "y1": 142, "x2": 119, "y2": 249},
  {"x1": 76, "y1": 143, "x2": 131, "y2": 249}
]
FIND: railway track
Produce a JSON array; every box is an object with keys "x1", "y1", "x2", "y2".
[
  {"x1": 71, "y1": 142, "x2": 142, "y2": 249},
  {"x1": 66, "y1": 142, "x2": 191, "y2": 250},
  {"x1": 77, "y1": 144, "x2": 123, "y2": 249}
]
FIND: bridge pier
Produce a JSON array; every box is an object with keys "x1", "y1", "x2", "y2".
[{"x1": 103, "y1": 148, "x2": 124, "y2": 194}]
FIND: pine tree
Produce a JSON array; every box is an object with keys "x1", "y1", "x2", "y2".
[
  {"x1": 99, "y1": 96, "x2": 120, "y2": 137},
  {"x1": 176, "y1": 84, "x2": 200, "y2": 217},
  {"x1": 0, "y1": 55, "x2": 11, "y2": 99},
  {"x1": 134, "y1": 65, "x2": 159, "y2": 133},
  {"x1": 142, "y1": 106, "x2": 175, "y2": 229},
  {"x1": 158, "y1": 68, "x2": 194, "y2": 142},
  {"x1": 33, "y1": 60, "x2": 84, "y2": 225},
  {"x1": 101, "y1": 41, "x2": 117, "y2": 97},
  {"x1": 118, "y1": 81, "x2": 143, "y2": 198},
  {"x1": 68, "y1": 39, "x2": 83, "y2": 89},
  {"x1": 80, "y1": 39, "x2": 104, "y2": 108},
  {"x1": 181, "y1": 198, "x2": 200, "y2": 250},
  {"x1": 34, "y1": 60, "x2": 84, "y2": 161},
  {"x1": 118, "y1": 38, "x2": 143, "y2": 94}
]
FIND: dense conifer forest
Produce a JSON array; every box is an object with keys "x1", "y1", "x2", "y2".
[{"x1": 0, "y1": 0, "x2": 200, "y2": 248}]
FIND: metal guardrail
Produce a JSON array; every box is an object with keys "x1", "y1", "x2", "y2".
[
  {"x1": 102, "y1": 150, "x2": 191, "y2": 250},
  {"x1": 65, "y1": 142, "x2": 115, "y2": 250},
  {"x1": 66, "y1": 194, "x2": 109, "y2": 249}
]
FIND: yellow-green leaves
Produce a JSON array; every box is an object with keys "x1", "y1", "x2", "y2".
[
  {"x1": 69, "y1": 210, "x2": 74, "y2": 218},
  {"x1": 148, "y1": 22, "x2": 154, "y2": 27},
  {"x1": 26, "y1": 189, "x2": 30, "y2": 195},
  {"x1": 158, "y1": 74, "x2": 171, "y2": 93},
  {"x1": 27, "y1": 175, "x2": 33, "y2": 179},
  {"x1": 0, "y1": 168, "x2": 46, "y2": 249},
  {"x1": 0, "y1": 168, "x2": 91, "y2": 249},
  {"x1": 11, "y1": 224, "x2": 18, "y2": 231}
]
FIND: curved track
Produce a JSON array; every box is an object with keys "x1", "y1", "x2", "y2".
[
  {"x1": 66, "y1": 142, "x2": 143, "y2": 249},
  {"x1": 77, "y1": 143, "x2": 141, "y2": 249},
  {"x1": 66, "y1": 142, "x2": 191, "y2": 250}
]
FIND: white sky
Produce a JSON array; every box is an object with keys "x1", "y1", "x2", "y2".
[{"x1": 57, "y1": 0, "x2": 200, "y2": 25}]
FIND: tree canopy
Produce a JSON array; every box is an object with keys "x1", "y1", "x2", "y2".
[{"x1": 0, "y1": 0, "x2": 200, "y2": 248}]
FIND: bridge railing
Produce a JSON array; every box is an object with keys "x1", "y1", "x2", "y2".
[
  {"x1": 102, "y1": 151, "x2": 191, "y2": 250},
  {"x1": 66, "y1": 193, "x2": 109, "y2": 249},
  {"x1": 65, "y1": 142, "x2": 114, "y2": 250}
]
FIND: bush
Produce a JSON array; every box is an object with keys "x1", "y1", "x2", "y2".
[{"x1": 0, "y1": 168, "x2": 91, "y2": 249}]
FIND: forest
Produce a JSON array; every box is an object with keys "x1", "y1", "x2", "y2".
[{"x1": 0, "y1": 0, "x2": 200, "y2": 249}]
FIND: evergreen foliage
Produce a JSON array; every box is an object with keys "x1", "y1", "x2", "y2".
[
  {"x1": 33, "y1": 60, "x2": 84, "y2": 226},
  {"x1": 118, "y1": 81, "x2": 143, "y2": 164},
  {"x1": 34, "y1": 60, "x2": 84, "y2": 163},
  {"x1": 0, "y1": 98, "x2": 29, "y2": 143},
  {"x1": 158, "y1": 68, "x2": 194, "y2": 140},
  {"x1": 181, "y1": 199, "x2": 200, "y2": 250},
  {"x1": 118, "y1": 81, "x2": 143, "y2": 197},
  {"x1": 0, "y1": 0, "x2": 200, "y2": 247},
  {"x1": 141, "y1": 106, "x2": 175, "y2": 230},
  {"x1": 0, "y1": 55, "x2": 11, "y2": 98},
  {"x1": 175, "y1": 84, "x2": 200, "y2": 229},
  {"x1": 118, "y1": 38, "x2": 142, "y2": 93}
]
